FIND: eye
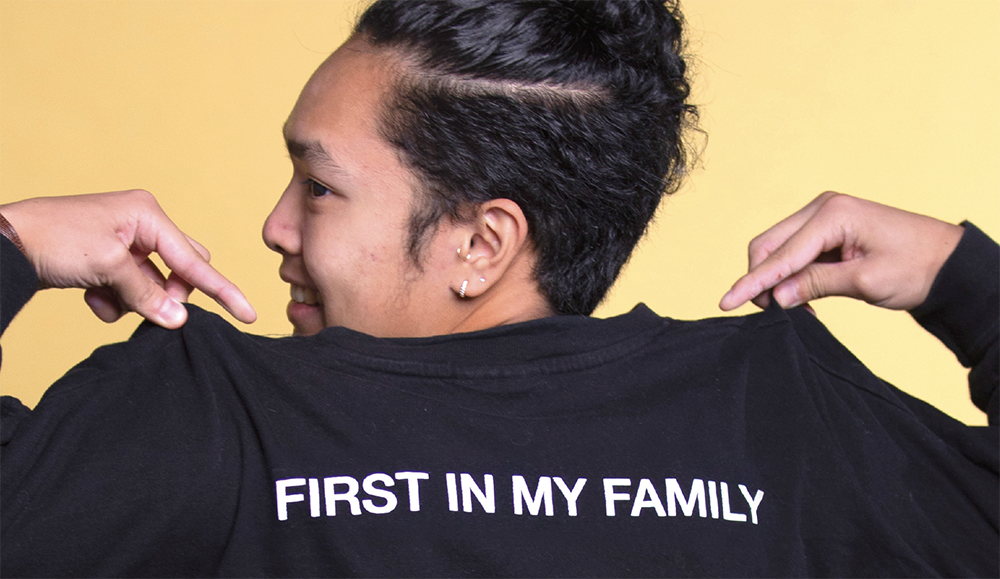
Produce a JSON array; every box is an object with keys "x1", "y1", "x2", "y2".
[{"x1": 303, "y1": 178, "x2": 333, "y2": 198}]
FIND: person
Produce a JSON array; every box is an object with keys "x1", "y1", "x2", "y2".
[{"x1": 1, "y1": 0, "x2": 996, "y2": 576}]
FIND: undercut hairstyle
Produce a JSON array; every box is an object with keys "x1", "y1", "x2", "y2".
[{"x1": 356, "y1": 0, "x2": 698, "y2": 315}]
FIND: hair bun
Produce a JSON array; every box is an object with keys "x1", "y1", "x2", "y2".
[{"x1": 556, "y1": 0, "x2": 685, "y2": 89}]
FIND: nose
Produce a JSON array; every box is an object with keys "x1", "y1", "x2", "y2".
[{"x1": 262, "y1": 181, "x2": 302, "y2": 255}]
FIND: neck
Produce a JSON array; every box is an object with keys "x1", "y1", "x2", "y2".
[
  {"x1": 450, "y1": 253, "x2": 555, "y2": 334},
  {"x1": 451, "y1": 287, "x2": 555, "y2": 335}
]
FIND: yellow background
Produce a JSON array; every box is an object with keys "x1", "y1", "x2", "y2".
[{"x1": 1, "y1": 1, "x2": 997, "y2": 426}]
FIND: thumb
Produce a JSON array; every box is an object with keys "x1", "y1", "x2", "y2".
[
  {"x1": 771, "y1": 261, "x2": 862, "y2": 309},
  {"x1": 83, "y1": 287, "x2": 125, "y2": 323},
  {"x1": 108, "y1": 262, "x2": 188, "y2": 329}
]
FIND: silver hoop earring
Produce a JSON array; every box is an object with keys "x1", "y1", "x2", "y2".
[{"x1": 459, "y1": 280, "x2": 469, "y2": 298}]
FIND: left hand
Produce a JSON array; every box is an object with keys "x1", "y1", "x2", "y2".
[{"x1": 719, "y1": 192, "x2": 964, "y2": 312}]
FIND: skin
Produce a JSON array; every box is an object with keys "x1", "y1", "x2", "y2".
[
  {"x1": 720, "y1": 191, "x2": 964, "y2": 312},
  {"x1": 0, "y1": 59, "x2": 965, "y2": 336},
  {"x1": 1, "y1": 188, "x2": 961, "y2": 333},
  {"x1": 0, "y1": 38, "x2": 554, "y2": 337},
  {"x1": 0, "y1": 190, "x2": 256, "y2": 328},
  {"x1": 262, "y1": 38, "x2": 554, "y2": 337}
]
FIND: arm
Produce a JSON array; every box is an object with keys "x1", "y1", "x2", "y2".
[
  {"x1": 1, "y1": 192, "x2": 258, "y2": 573},
  {"x1": 909, "y1": 224, "x2": 999, "y2": 419},
  {"x1": 0, "y1": 190, "x2": 256, "y2": 330}
]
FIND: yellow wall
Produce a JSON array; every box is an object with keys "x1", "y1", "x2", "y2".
[{"x1": 1, "y1": 1, "x2": 997, "y2": 425}]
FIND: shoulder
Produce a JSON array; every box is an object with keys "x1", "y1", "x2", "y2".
[
  {"x1": 55, "y1": 304, "x2": 268, "y2": 390},
  {"x1": 45, "y1": 306, "x2": 299, "y2": 449},
  {"x1": 4, "y1": 304, "x2": 275, "y2": 456},
  {"x1": 0, "y1": 305, "x2": 265, "y2": 573},
  {"x1": 656, "y1": 304, "x2": 929, "y2": 424}
]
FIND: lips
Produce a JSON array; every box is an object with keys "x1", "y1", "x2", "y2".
[{"x1": 290, "y1": 284, "x2": 322, "y2": 306}]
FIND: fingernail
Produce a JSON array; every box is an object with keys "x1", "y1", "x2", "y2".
[
  {"x1": 159, "y1": 298, "x2": 186, "y2": 327},
  {"x1": 774, "y1": 286, "x2": 801, "y2": 309}
]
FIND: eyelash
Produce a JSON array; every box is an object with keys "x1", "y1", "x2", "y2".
[{"x1": 302, "y1": 178, "x2": 333, "y2": 198}]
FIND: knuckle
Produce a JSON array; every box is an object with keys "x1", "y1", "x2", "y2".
[
  {"x1": 135, "y1": 281, "x2": 165, "y2": 309},
  {"x1": 851, "y1": 267, "x2": 880, "y2": 298},
  {"x1": 799, "y1": 271, "x2": 824, "y2": 301},
  {"x1": 126, "y1": 188, "x2": 153, "y2": 199},
  {"x1": 92, "y1": 246, "x2": 134, "y2": 277},
  {"x1": 821, "y1": 192, "x2": 857, "y2": 213},
  {"x1": 747, "y1": 236, "x2": 778, "y2": 266},
  {"x1": 125, "y1": 189, "x2": 160, "y2": 211}
]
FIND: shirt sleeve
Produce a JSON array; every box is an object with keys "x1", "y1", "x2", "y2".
[
  {"x1": 909, "y1": 222, "x2": 999, "y2": 423},
  {"x1": 0, "y1": 235, "x2": 38, "y2": 336},
  {"x1": 1, "y1": 235, "x2": 39, "y2": 444}
]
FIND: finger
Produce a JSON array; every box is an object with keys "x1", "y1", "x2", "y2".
[
  {"x1": 107, "y1": 261, "x2": 188, "y2": 329},
  {"x1": 164, "y1": 270, "x2": 195, "y2": 303},
  {"x1": 130, "y1": 256, "x2": 195, "y2": 312},
  {"x1": 721, "y1": 213, "x2": 846, "y2": 311},
  {"x1": 721, "y1": 192, "x2": 841, "y2": 311},
  {"x1": 155, "y1": 241, "x2": 256, "y2": 323},
  {"x1": 83, "y1": 287, "x2": 125, "y2": 323},
  {"x1": 749, "y1": 289, "x2": 772, "y2": 311},
  {"x1": 136, "y1": 257, "x2": 168, "y2": 289},
  {"x1": 771, "y1": 260, "x2": 863, "y2": 309},
  {"x1": 184, "y1": 234, "x2": 211, "y2": 262},
  {"x1": 136, "y1": 257, "x2": 193, "y2": 303},
  {"x1": 135, "y1": 215, "x2": 257, "y2": 324},
  {"x1": 746, "y1": 191, "x2": 839, "y2": 270}
]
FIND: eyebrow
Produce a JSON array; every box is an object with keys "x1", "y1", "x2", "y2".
[{"x1": 283, "y1": 129, "x2": 351, "y2": 179}]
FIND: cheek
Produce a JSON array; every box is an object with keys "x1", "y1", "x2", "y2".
[
  {"x1": 299, "y1": 196, "x2": 422, "y2": 299},
  {"x1": 302, "y1": 226, "x2": 400, "y2": 299}
]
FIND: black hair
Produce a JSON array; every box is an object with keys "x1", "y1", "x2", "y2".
[{"x1": 355, "y1": 0, "x2": 698, "y2": 315}]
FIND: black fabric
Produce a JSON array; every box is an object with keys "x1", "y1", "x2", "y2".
[
  {"x1": 911, "y1": 223, "x2": 1000, "y2": 421},
  {"x1": 1, "y1": 235, "x2": 38, "y2": 446},
  {"x1": 1, "y1": 228, "x2": 997, "y2": 577}
]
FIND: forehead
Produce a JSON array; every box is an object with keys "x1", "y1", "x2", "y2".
[{"x1": 283, "y1": 39, "x2": 397, "y2": 163}]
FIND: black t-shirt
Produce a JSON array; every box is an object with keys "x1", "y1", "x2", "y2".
[{"x1": 1, "y1": 228, "x2": 997, "y2": 577}]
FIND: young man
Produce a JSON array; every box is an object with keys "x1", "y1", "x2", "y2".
[{"x1": 2, "y1": 1, "x2": 996, "y2": 576}]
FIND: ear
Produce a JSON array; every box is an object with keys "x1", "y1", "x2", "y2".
[{"x1": 452, "y1": 198, "x2": 529, "y2": 299}]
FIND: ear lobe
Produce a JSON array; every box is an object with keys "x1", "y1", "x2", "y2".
[{"x1": 456, "y1": 198, "x2": 529, "y2": 299}]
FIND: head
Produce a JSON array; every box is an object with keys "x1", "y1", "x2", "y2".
[{"x1": 264, "y1": 0, "x2": 696, "y2": 337}]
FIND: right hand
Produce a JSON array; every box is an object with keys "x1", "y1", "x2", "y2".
[
  {"x1": 719, "y1": 192, "x2": 965, "y2": 313},
  {"x1": 1, "y1": 190, "x2": 257, "y2": 329}
]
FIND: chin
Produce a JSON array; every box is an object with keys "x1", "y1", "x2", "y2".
[{"x1": 287, "y1": 301, "x2": 326, "y2": 336}]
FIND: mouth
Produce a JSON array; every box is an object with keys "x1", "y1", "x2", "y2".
[{"x1": 290, "y1": 284, "x2": 323, "y2": 306}]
